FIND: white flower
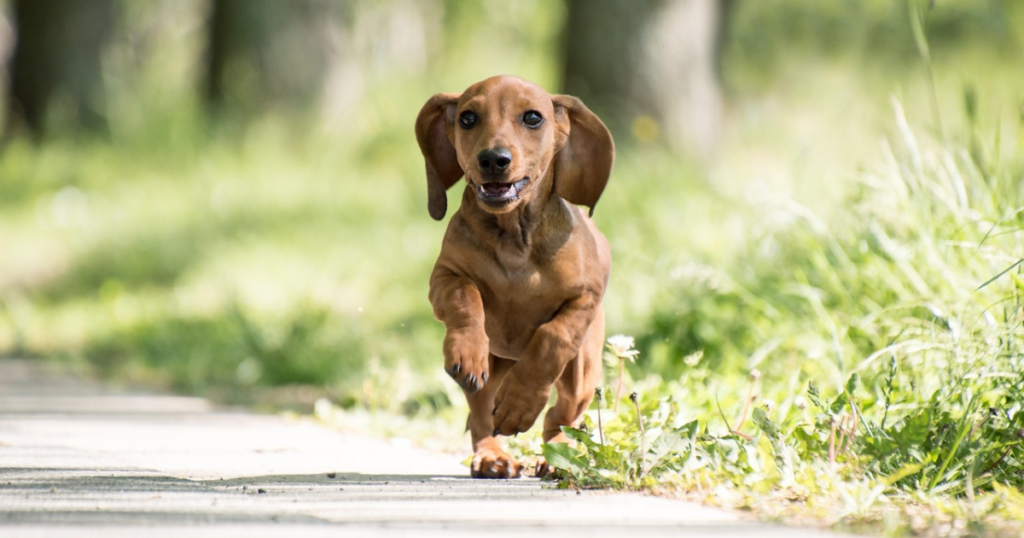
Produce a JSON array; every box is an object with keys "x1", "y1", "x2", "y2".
[
  {"x1": 605, "y1": 334, "x2": 640, "y2": 363},
  {"x1": 683, "y1": 350, "x2": 704, "y2": 367},
  {"x1": 793, "y1": 395, "x2": 808, "y2": 410},
  {"x1": 606, "y1": 334, "x2": 634, "y2": 353}
]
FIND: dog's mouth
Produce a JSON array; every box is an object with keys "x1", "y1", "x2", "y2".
[{"x1": 475, "y1": 178, "x2": 530, "y2": 204}]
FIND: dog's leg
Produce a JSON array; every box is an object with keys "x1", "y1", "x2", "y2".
[
  {"x1": 430, "y1": 271, "x2": 490, "y2": 393},
  {"x1": 466, "y1": 354, "x2": 523, "y2": 478},
  {"x1": 492, "y1": 293, "x2": 603, "y2": 435},
  {"x1": 536, "y1": 308, "x2": 604, "y2": 476}
]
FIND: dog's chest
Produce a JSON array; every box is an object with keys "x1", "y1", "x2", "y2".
[{"x1": 479, "y1": 261, "x2": 572, "y2": 358}]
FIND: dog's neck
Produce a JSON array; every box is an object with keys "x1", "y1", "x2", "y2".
[{"x1": 459, "y1": 170, "x2": 573, "y2": 257}]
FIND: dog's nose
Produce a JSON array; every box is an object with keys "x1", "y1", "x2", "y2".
[{"x1": 477, "y1": 148, "x2": 512, "y2": 174}]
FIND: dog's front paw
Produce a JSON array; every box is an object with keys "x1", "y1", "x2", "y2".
[
  {"x1": 492, "y1": 368, "x2": 550, "y2": 436},
  {"x1": 442, "y1": 327, "x2": 489, "y2": 393},
  {"x1": 471, "y1": 438, "x2": 523, "y2": 479}
]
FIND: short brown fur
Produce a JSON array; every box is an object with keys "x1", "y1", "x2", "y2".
[{"x1": 415, "y1": 76, "x2": 614, "y2": 478}]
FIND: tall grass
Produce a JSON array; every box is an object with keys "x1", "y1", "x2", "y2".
[{"x1": 541, "y1": 99, "x2": 1024, "y2": 533}]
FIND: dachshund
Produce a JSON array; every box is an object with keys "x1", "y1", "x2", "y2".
[{"x1": 415, "y1": 75, "x2": 614, "y2": 478}]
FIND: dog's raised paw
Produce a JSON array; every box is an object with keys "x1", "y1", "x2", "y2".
[
  {"x1": 442, "y1": 327, "x2": 489, "y2": 393},
  {"x1": 492, "y1": 368, "x2": 549, "y2": 435}
]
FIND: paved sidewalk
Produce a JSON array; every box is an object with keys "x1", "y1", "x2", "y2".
[{"x1": 0, "y1": 358, "x2": 855, "y2": 537}]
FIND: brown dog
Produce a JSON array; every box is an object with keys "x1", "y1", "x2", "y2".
[{"x1": 415, "y1": 76, "x2": 613, "y2": 478}]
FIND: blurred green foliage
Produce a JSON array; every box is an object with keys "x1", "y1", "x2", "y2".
[
  {"x1": 726, "y1": 0, "x2": 1024, "y2": 88},
  {"x1": 0, "y1": 0, "x2": 572, "y2": 410}
]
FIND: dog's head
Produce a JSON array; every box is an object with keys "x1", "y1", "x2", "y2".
[{"x1": 415, "y1": 76, "x2": 614, "y2": 221}]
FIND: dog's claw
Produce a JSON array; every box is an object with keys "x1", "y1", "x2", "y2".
[
  {"x1": 482, "y1": 373, "x2": 488, "y2": 383},
  {"x1": 452, "y1": 363, "x2": 461, "y2": 375},
  {"x1": 461, "y1": 373, "x2": 481, "y2": 393},
  {"x1": 535, "y1": 460, "x2": 555, "y2": 478}
]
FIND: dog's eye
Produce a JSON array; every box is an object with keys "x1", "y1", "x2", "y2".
[
  {"x1": 522, "y1": 110, "x2": 543, "y2": 129},
  {"x1": 458, "y1": 111, "x2": 477, "y2": 129}
]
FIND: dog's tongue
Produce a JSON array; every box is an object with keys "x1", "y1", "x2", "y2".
[
  {"x1": 482, "y1": 183, "x2": 514, "y2": 196},
  {"x1": 477, "y1": 178, "x2": 529, "y2": 201}
]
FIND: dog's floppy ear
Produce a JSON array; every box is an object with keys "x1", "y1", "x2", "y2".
[
  {"x1": 551, "y1": 95, "x2": 614, "y2": 217},
  {"x1": 415, "y1": 93, "x2": 463, "y2": 220}
]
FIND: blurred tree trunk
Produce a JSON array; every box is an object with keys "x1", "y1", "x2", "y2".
[
  {"x1": 205, "y1": 0, "x2": 337, "y2": 114},
  {"x1": 7, "y1": 0, "x2": 115, "y2": 135},
  {"x1": 563, "y1": 0, "x2": 726, "y2": 157}
]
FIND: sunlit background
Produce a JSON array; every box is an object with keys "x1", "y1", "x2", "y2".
[{"x1": 1, "y1": 0, "x2": 1023, "y2": 421}]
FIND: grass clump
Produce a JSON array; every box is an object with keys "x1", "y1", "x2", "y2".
[{"x1": 529, "y1": 101, "x2": 1024, "y2": 535}]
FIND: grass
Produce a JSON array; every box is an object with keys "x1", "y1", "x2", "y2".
[
  {"x1": 524, "y1": 99, "x2": 1024, "y2": 535},
  {"x1": 2, "y1": 1, "x2": 1024, "y2": 535}
]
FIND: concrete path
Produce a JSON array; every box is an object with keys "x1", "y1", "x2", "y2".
[{"x1": 0, "y1": 358, "x2": 856, "y2": 537}]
